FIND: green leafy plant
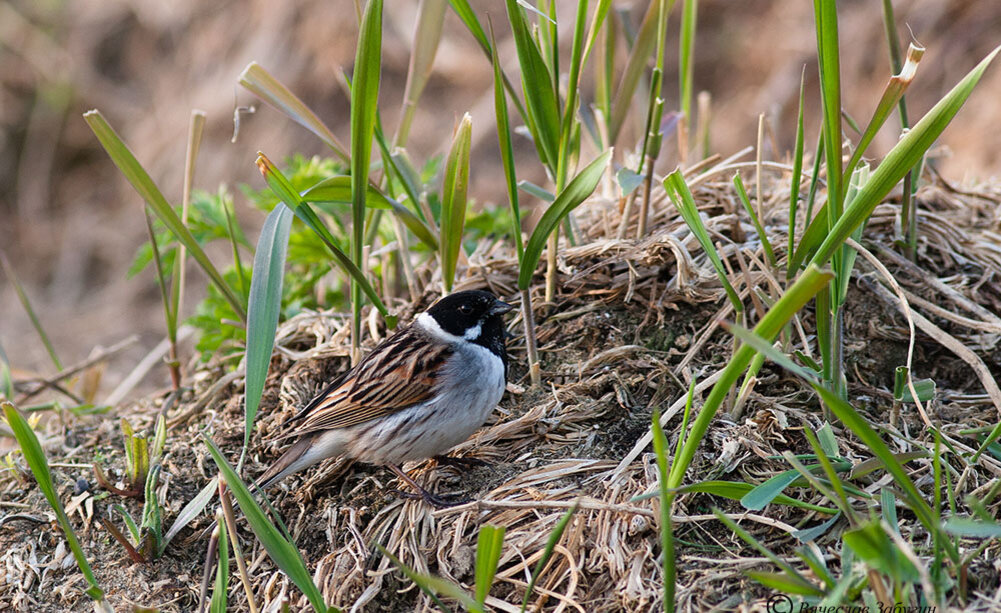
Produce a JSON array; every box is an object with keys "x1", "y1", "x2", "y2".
[
  {"x1": 440, "y1": 114, "x2": 472, "y2": 294},
  {"x1": 93, "y1": 415, "x2": 166, "y2": 499},
  {"x1": 92, "y1": 416, "x2": 168, "y2": 562}
]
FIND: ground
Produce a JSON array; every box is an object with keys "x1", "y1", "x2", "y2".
[{"x1": 3, "y1": 165, "x2": 1001, "y2": 611}]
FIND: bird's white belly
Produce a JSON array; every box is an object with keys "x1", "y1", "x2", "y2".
[{"x1": 345, "y1": 343, "x2": 505, "y2": 465}]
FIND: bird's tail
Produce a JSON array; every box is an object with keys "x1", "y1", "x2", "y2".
[{"x1": 254, "y1": 432, "x2": 322, "y2": 491}]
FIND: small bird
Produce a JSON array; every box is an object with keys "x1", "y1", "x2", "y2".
[{"x1": 255, "y1": 289, "x2": 513, "y2": 507}]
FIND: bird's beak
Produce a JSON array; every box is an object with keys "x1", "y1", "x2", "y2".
[{"x1": 490, "y1": 300, "x2": 515, "y2": 315}]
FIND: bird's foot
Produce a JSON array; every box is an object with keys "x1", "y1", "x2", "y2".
[
  {"x1": 390, "y1": 487, "x2": 470, "y2": 508},
  {"x1": 434, "y1": 455, "x2": 490, "y2": 469},
  {"x1": 387, "y1": 464, "x2": 472, "y2": 508}
]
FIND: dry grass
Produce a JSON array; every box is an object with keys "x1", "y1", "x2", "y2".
[{"x1": 3, "y1": 153, "x2": 1001, "y2": 611}]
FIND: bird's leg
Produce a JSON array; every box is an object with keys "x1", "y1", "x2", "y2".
[
  {"x1": 387, "y1": 464, "x2": 469, "y2": 508},
  {"x1": 433, "y1": 455, "x2": 490, "y2": 469}
]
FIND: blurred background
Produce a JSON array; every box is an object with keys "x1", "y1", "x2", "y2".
[{"x1": 1, "y1": 0, "x2": 998, "y2": 399}]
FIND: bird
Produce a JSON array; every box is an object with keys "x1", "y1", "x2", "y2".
[{"x1": 254, "y1": 289, "x2": 513, "y2": 507}]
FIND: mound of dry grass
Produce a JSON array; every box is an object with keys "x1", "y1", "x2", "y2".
[{"x1": 3, "y1": 154, "x2": 1001, "y2": 611}]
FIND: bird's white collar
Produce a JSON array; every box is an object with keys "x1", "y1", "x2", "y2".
[{"x1": 416, "y1": 312, "x2": 481, "y2": 343}]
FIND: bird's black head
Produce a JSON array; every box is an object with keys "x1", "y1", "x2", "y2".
[{"x1": 424, "y1": 290, "x2": 513, "y2": 358}]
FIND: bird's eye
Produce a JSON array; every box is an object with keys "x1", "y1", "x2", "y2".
[{"x1": 458, "y1": 303, "x2": 473, "y2": 314}]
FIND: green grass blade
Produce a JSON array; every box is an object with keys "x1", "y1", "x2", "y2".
[
  {"x1": 880, "y1": 484, "x2": 901, "y2": 526},
  {"x1": 518, "y1": 180, "x2": 555, "y2": 202},
  {"x1": 143, "y1": 209, "x2": 176, "y2": 347},
  {"x1": 243, "y1": 205, "x2": 293, "y2": 450},
  {"x1": 593, "y1": 9, "x2": 615, "y2": 123},
  {"x1": 609, "y1": 1, "x2": 661, "y2": 144},
  {"x1": 741, "y1": 470, "x2": 806, "y2": 511},
  {"x1": 239, "y1": 62, "x2": 348, "y2": 161},
  {"x1": 141, "y1": 464, "x2": 163, "y2": 556},
  {"x1": 816, "y1": 422, "x2": 838, "y2": 458},
  {"x1": 746, "y1": 571, "x2": 825, "y2": 597},
  {"x1": 814, "y1": 0, "x2": 843, "y2": 220},
  {"x1": 732, "y1": 172, "x2": 776, "y2": 267},
  {"x1": 943, "y1": 517, "x2": 1001, "y2": 538},
  {"x1": 0, "y1": 341, "x2": 12, "y2": 400},
  {"x1": 722, "y1": 321, "x2": 820, "y2": 385},
  {"x1": 222, "y1": 196, "x2": 249, "y2": 302},
  {"x1": 505, "y1": 0, "x2": 560, "y2": 170},
  {"x1": 83, "y1": 110, "x2": 247, "y2": 321},
  {"x1": 678, "y1": 0, "x2": 697, "y2": 129},
  {"x1": 440, "y1": 113, "x2": 473, "y2": 293},
  {"x1": 664, "y1": 171, "x2": 742, "y2": 313},
  {"x1": 490, "y1": 23, "x2": 523, "y2": 262},
  {"x1": 673, "y1": 481, "x2": 837, "y2": 515},
  {"x1": 0, "y1": 251, "x2": 63, "y2": 370},
  {"x1": 713, "y1": 508, "x2": 821, "y2": 594},
  {"x1": 447, "y1": 0, "x2": 490, "y2": 55},
  {"x1": 790, "y1": 201, "x2": 829, "y2": 281},
  {"x1": 301, "y1": 176, "x2": 437, "y2": 250},
  {"x1": 556, "y1": 0, "x2": 585, "y2": 178},
  {"x1": 519, "y1": 503, "x2": 578, "y2": 612},
  {"x1": 667, "y1": 266, "x2": 833, "y2": 489},
  {"x1": 256, "y1": 153, "x2": 395, "y2": 326},
  {"x1": 793, "y1": 511, "x2": 842, "y2": 543},
  {"x1": 809, "y1": 45, "x2": 1000, "y2": 268},
  {"x1": 581, "y1": 0, "x2": 612, "y2": 65},
  {"x1": 842, "y1": 520, "x2": 921, "y2": 584},
  {"x1": 519, "y1": 149, "x2": 612, "y2": 289},
  {"x1": 395, "y1": 0, "x2": 447, "y2": 147},
  {"x1": 350, "y1": 0, "x2": 384, "y2": 351},
  {"x1": 474, "y1": 525, "x2": 505, "y2": 605},
  {"x1": 3, "y1": 402, "x2": 105, "y2": 601},
  {"x1": 113, "y1": 504, "x2": 141, "y2": 544},
  {"x1": 210, "y1": 513, "x2": 230, "y2": 613},
  {"x1": 163, "y1": 476, "x2": 218, "y2": 552},
  {"x1": 788, "y1": 67, "x2": 806, "y2": 277},
  {"x1": 651, "y1": 408, "x2": 675, "y2": 612},
  {"x1": 202, "y1": 434, "x2": 328, "y2": 613},
  {"x1": 375, "y1": 543, "x2": 476, "y2": 613},
  {"x1": 810, "y1": 384, "x2": 944, "y2": 552},
  {"x1": 446, "y1": 0, "x2": 529, "y2": 123},
  {"x1": 843, "y1": 44, "x2": 923, "y2": 186},
  {"x1": 801, "y1": 428, "x2": 853, "y2": 519}
]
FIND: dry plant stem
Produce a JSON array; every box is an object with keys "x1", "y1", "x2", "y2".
[
  {"x1": 219, "y1": 485, "x2": 259, "y2": 613},
  {"x1": 521, "y1": 288, "x2": 541, "y2": 386},
  {"x1": 755, "y1": 113, "x2": 765, "y2": 224},
  {"x1": 106, "y1": 326, "x2": 195, "y2": 407},
  {"x1": 172, "y1": 110, "x2": 206, "y2": 390},
  {"x1": 15, "y1": 335, "x2": 137, "y2": 404},
  {"x1": 616, "y1": 190, "x2": 638, "y2": 239},
  {"x1": 678, "y1": 114, "x2": 689, "y2": 165},
  {"x1": 636, "y1": 153, "x2": 655, "y2": 238},
  {"x1": 198, "y1": 523, "x2": 220, "y2": 613},
  {"x1": 697, "y1": 91, "x2": 711, "y2": 159},
  {"x1": 545, "y1": 230, "x2": 558, "y2": 304}
]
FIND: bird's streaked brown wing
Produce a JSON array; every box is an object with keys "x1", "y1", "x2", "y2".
[{"x1": 276, "y1": 326, "x2": 451, "y2": 437}]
